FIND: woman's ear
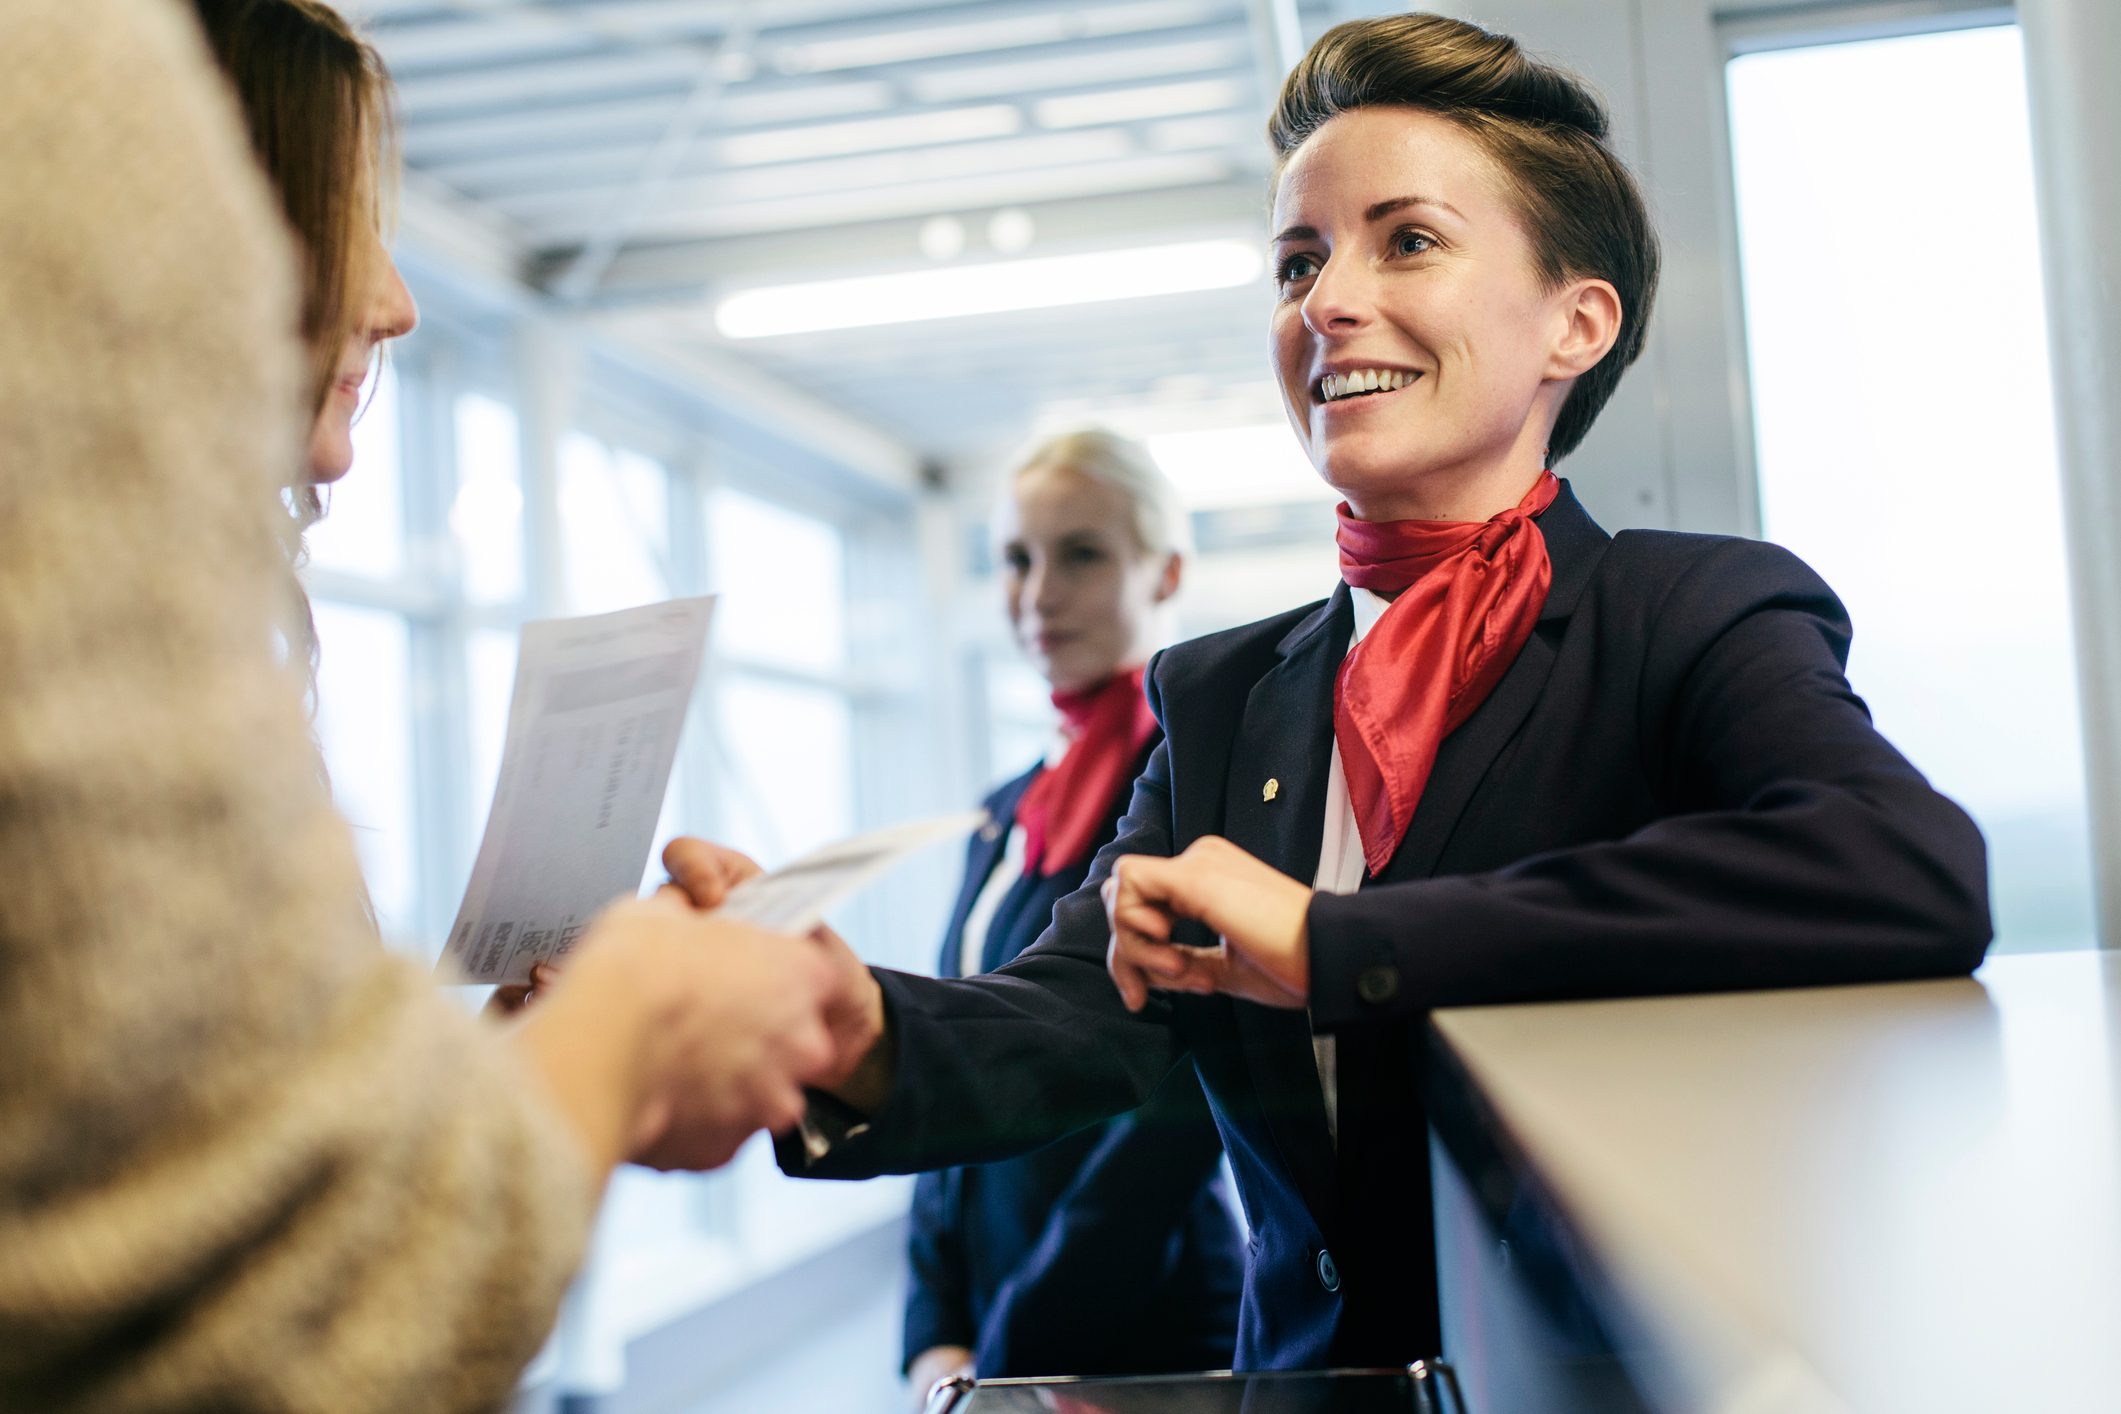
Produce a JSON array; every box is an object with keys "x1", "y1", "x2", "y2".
[
  {"x1": 1154, "y1": 551, "x2": 1183, "y2": 604},
  {"x1": 1546, "y1": 278, "x2": 1623, "y2": 381}
]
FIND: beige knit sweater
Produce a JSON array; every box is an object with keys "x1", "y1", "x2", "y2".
[{"x1": 0, "y1": 3, "x2": 593, "y2": 1410}]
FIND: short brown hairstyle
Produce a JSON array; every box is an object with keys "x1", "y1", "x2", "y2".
[{"x1": 1270, "y1": 14, "x2": 1659, "y2": 463}]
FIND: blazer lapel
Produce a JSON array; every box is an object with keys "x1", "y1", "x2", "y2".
[
  {"x1": 1379, "y1": 480, "x2": 1611, "y2": 884},
  {"x1": 1218, "y1": 588, "x2": 1350, "y2": 1228},
  {"x1": 941, "y1": 770, "x2": 1033, "y2": 978}
]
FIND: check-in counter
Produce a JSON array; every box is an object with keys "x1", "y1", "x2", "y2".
[
  {"x1": 923, "y1": 1367, "x2": 1462, "y2": 1412},
  {"x1": 1427, "y1": 951, "x2": 2121, "y2": 1413}
]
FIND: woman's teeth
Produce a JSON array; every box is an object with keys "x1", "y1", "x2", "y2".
[{"x1": 1319, "y1": 368, "x2": 1419, "y2": 402}]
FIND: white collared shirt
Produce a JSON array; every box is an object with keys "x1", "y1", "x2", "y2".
[
  {"x1": 1310, "y1": 586, "x2": 1392, "y2": 1145},
  {"x1": 957, "y1": 728, "x2": 1070, "y2": 978}
]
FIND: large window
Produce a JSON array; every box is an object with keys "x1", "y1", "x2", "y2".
[
  {"x1": 1727, "y1": 22, "x2": 2096, "y2": 953},
  {"x1": 299, "y1": 299, "x2": 928, "y2": 1400}
]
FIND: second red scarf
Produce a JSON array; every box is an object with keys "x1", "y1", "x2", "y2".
[{"x1": 1017, "y1": 664, "x2": 1158, "y2": 877}]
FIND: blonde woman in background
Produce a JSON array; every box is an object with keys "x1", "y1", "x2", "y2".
[
  {"x1": 0, "y1": 3, "x2": 842, "y2": 1411},
  {"x1": 901, "y1": 431, "x2": 1241, "y2": 1398}
]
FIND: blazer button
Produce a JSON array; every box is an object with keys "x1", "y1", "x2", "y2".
[
  {"x1": 1316, "y1": 1248, "x2": 1341, "y2": 1293},
  {"x1": 1357, "y1": 965, "x2": 1400, "y2": 1005}
]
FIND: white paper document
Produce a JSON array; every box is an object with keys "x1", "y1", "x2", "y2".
[
  {"x1": 438, "y1": 597, "x2": 715, "y2": 985},
  {"x1": 718, "y1": 811, "x2": 988, "y2": 936}
]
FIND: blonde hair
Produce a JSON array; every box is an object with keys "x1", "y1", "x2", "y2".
[{"x1": 1010, "y1": 428, "x2": 1193, "y2": 562}]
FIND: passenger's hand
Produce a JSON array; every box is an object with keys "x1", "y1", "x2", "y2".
[
  {"x1": 1103, "y1": 836, "x2": 1313, "y2": 1011},
  {"x1": 483, "y1": 962, "x2": 559, "y2": 1021},
  {"x1": 803, "y1": 920, "x2": 891, "y2": 1108},
  {"x1": 662, "y1": 835, "x2": 889, "y2": 1111},
  {"x1": 907, "y1": 1345, "x2": 974, "y2": 1409},
  {"x1": 511, "y1": 893, "x2": 837, "y2": 1175},
  {"x1": 622, "y1": 896, "x2": 841, "y2": 1170},
  {"x1": 662, "y1": 835, "x2": 762, "y2": 909}
]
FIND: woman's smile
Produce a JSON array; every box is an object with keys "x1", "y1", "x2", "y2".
[{"x1": 1314, "y1": 366, "x2": 1424, "y2": 407}]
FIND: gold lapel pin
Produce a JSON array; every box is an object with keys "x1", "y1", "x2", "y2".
[{"x1": 1263, "y1": 778, "x2": 1280, "y2": 803}]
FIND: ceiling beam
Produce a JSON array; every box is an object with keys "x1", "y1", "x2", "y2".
[
  {"x1": 545, "y1": 3, "x2": 762, "y2": 299},
  {"x1": 524, "y1": 150, "x2": 1246, "y2": 268}
]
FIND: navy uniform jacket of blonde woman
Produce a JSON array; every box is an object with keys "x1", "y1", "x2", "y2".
[
  {"x1": 905, "y1": 739, "x2": 1242, "y2": 1377},
  {"x1": 787, "y1": 476, "x2": 1990, "y2": 1367}
]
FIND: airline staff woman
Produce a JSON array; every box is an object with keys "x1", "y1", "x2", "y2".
[
  {"x1": 902, "y1": 430, "x2": 1241, "y2": 1396},
  {"x1": 674, "y1": 12, "x2": 1992, "y2": 1371}
]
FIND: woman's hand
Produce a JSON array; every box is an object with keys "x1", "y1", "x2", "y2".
[
  {"x1": 661, "y1": 834, "x2": 893, "y2": 1112},
  {"x1": 906, "y1": 1345, "x2": 974, "y2": 1411},
  {"x1": 509, "y1": 892, "x2": 840, "y2": 1175},
  {"x1": 661, "y1": 835, "x2": 763, "y2": 909},
  {"x1": 483, "y1": 963, "x2": 558, "y2": 1021},
  {"x1": 1103, "y1": 836, "x2": 1314, "y2": 1011},
  {"x1": 496, "y1": 836, "x2": 766, "y2": 1017}
]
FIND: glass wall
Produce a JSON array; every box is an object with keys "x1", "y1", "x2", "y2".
[
  {"x1": 1727, "y1": 23, "x2": 2097, "y2": 953},
  {"x1": 298, "y1": 291, "x2": 928, "y2": 1399}
]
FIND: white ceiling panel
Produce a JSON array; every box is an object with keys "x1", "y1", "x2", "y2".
[{"x1": 361, "y1": 0, "x2": 1337, "y2": 464}]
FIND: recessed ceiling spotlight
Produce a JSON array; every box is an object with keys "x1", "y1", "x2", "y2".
[
  {"x1": 988, "y1": 208, "x2": 1036, "y2": 253},
  {"x1": 919, "y1": 215, "x2": 968, "y2": 261}
]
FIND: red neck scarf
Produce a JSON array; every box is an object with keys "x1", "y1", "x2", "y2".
[
  {"x1": 1016, "y1": 664, "x2": 1158, "y2": 877},
  {"x1": 1334, "y1": 471, "x2": 1561, "y2": 877}
]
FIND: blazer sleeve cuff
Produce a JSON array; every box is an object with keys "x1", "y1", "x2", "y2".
[
  {"x1": 1307, "y1": 888, "x2": 1424, "y2": 1031},
  {"x1": 774, "y1": 973, "x2": 916, "y2": 1178}
]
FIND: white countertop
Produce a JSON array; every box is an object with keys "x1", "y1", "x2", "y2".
[{"x1": 1431, "y1": 950, "x2": 2121, "y2": 1414}]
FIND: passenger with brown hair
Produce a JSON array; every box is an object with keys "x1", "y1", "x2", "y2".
[
  {"x1": 677, "y1": 13, "x2": 1991, "y2": 1370},
  {"x1": 0, "y1": 2, "x2": 843, "y2": 1409}
]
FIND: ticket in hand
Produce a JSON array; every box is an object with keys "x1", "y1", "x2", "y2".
[
  {"x1": 437, "y1": 597, "x2": 715, "y2": 985},
  {"x1": 717, "y1": 811, "x2": 988, "y2": 936}
]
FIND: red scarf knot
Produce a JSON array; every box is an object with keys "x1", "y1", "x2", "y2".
[
  {"x1": 1016, "y1": 664, "x2": 1159, "y2": 877},
  {"x1": 1332, "y1": 471, "x2": 1561, "y2": 877}
]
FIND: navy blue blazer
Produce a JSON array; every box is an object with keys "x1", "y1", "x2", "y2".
[
  {"x1": 903, "y1": 753, "x2": 1244, "y2": 1378},
  {"x1": 793, "y1": 482, "x2": 1991, "y2": 1371}
]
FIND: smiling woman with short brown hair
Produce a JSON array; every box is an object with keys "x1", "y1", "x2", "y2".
[{"x1": 688, "y1": 11, "x2": 1993, "y2": 1370}]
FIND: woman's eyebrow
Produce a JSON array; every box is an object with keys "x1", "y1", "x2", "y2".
[
  {"x1": 1366, "y1": 194, "x2": 1464, "y2": 223},
  {"x1": 1272, "y1": 195, "x2": 1465, "y2": 245}
]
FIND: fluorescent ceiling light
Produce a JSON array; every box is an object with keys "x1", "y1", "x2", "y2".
[
  {"x1": 1035, "y1": 77, "x2": 1249, "y2": 129},
  {"x1": 1144, "y1": 113, "x2": 1254, "y2": 153},
  {"x1": 715, "y1": 239, "x2": 1265, "y2": 339},
  {"x1": 717, "y1": 104, "x2": 1022, "y2": 165}
]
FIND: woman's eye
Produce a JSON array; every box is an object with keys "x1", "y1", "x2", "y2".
[
  {"x1": 1393, "y1": 230, "x2": 1435, "y2": 257},
  {"x1": 1002, "y1": 548, "x2": 1030, "y2": 575},
  {"x1": 1063, "y1": 544, "x2": 1107, "y2": 567},
  {"x1": 1276, "y1": 253, "x2": 1319, "y2": 284}
]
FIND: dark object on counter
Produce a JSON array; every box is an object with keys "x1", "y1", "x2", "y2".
[{"x1": 923, "y1": 1363, "x2": 1464, "y2": 1414}]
